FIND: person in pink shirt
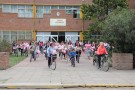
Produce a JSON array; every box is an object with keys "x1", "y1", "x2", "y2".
[
  {"x1": 96, "y1": 42, "x2": 108, "y2": 69},
  {"x1": 85, "y1": 41, "x2": 91, "y2": 60}
]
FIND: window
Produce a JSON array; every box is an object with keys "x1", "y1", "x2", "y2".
[
  {"x1": 51, "y1": 32, "x2": 58, "y2": 35},
  {"x1": 18, "y1": 5, "x2": 25, "y2": 17},
  {"x1": 18, "y1": 5, "x2": 25, "y2": 9},
  {"x1": 73, "y1": 10, "x2": 77, "y2": 18},
  {"x1": 3, "y1": 5, "x2": 11, "y2": 13},
  {"x1": 25, "y1": 6, "x2": 33, "y2": 18},
  {"x1": 0, "y1": 31, "x2": 2, "y2": 41},
  {"x1": 44, "y1": 6, "x2": 51, "y2": 14},
  {"x1": 0, "y1": 4, "x2": 2, "y2": 8},
  {"x1": 65, "y1": 6, "x2": 80, "y2": 18},
  {"x1": 18, "y1": 9, "x2": 25, "y2": 17},
  {"x1": 66, "y1": 6, "x2": 73, "y2": 14},
  {"x1": 3, "y1": 31, "x2": 10, "y2": 42},
  {"x1": 36, "y1": 6, "x2": 43, "y2": 18},
  {"x1": 73, "y1": 10, "x2": 80, "y2": 18},
  {"x1": 73, "y1": 6, "x2": 80, "y2": 10},
  {"x1": 11, "y1": 32, "x2": 17, "y2": 42},
  {"x1": 18, "y1": 5, "x2": 33, "y2": 18},
  {"x1": 18, "y1": 31, "x2": 25, "y2": 40},
  {"x1": 26, "y1": 32, "x2": 32, "y2": 40},
  {"x1": 25, "y1": 9, "x2": 33, "y2": 17},
  {"x1": 11, "y1": 5, "x2": 18, "y2": 13},
  {"x1": 51, "y1": 6, "x2": 59, "y2": 10},
  {"x1": 76, "y1": 10, "x2": 80, "y2": 18},
  {"x1": 59, "y1": 6, "x2": 65, "y2": 10}
]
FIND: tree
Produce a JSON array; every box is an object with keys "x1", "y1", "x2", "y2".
[
  {"x1": 81, "y1": 0, "x2": 128, "y2": 40},
  {"x1": 82, "y1": 0, "x2": 127, "y2": 20},
  {"x1": 101, "y1": 9, "x2": 135, "y2": 53}
]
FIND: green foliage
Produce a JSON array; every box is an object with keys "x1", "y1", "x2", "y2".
[
  {"x1": 9, "y1": 55, "x2": 26, "y2": 67},
  {"x1": 81, "y1": 0, "x2": 128, "y2": 20},
  {"x1": 101, "y1": 9, "x2": 135, "y2": 53},
  {"x1": 81, "y1": 0, "x2": 128, "y2": 40},
  {"x1": 82, "y1": 31, "x2": 91, "y2": 40},
  {"x1": 81, "y1": 4, "x2": 92, "y2": 20},
  {"x1": 0, "y1": 40, "x2": 11, "y2": 52}
]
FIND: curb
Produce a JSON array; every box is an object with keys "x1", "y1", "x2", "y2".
[{"x1": 0, "y1": 84, "x2": 135, "y2": 89}]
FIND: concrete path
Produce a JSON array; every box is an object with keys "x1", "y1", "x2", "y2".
[{"x1": 0, "y1": 53, "x2": 135, "y2": 89}]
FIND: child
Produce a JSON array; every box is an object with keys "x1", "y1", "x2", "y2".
[{"x1": 69, "y1": 48, "x2": 76, "y2": 67}]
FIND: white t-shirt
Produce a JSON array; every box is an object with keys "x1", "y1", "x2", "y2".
[{"x1": 58, "y1": 45, "x2": 64, "y2": 50}]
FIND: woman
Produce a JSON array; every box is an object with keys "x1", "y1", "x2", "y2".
[
  {"x1": 30, "y1": 42, "x2": 38, "y2": 62},
  {"x1": 47, "y1": 42, "x2": 57, "y2": 68},
  {"x1": 84, "y1": 41, "x2": 91, "y2": 60},
  {"x1": 75, "y1": 44, "x2": 82, "y2": 63},
  {"x1": 96, "y1": 42, "x2": 108, "y2": 68}
]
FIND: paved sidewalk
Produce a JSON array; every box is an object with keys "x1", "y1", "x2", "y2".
[{"x1": 0, "y1": 53, "x2": 135, "y2": 88}]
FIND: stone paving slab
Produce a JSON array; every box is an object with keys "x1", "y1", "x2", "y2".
[
  {"x1": 0, "y1": 53, "x2": 135, "y2": 88},
  {"x1": 2, "y1": 87, "x2": 135, "y2": 90}
]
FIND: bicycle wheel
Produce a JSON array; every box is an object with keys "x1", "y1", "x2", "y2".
[
  {"x1": 93, "y1": 59, "x2": 95, "y2": 65},
  {"x1": 51, "y1": 59, "x2": 56, "y2": 70},
  {"x1": 76, "y1": 55, "x2": 79, "y2": 63},
  {"x1": 71, "y1": 57, "x2": 75, "y2": 67},
  {"x1": 88, "y1": 56, "x2": 90, "y2": 60},
  {"x1": 93, "y1": 55, "x2": 97, "y2": 65},
  {"x1": 78, "y1": 56, "x2": 80, "y2": 63},
  {"x1": 50, "y1": 55, "x2": 57, "y2": 70},
  {"x1": 60, "y1": 52, "x2": 62, "y2": 60},
  {"x1": 102, "y1": 61, "x2": 109, "y2": 72},
  {"x1": 96, "y1": 59, "x2": 99, "y2": 69}
]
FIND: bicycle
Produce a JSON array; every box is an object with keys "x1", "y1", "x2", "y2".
[
  {"x1": 93, "y1": 54, "x2": 109, "y2": 72},
  {"x1": 85, "y1": 49, "x2": 91, "y2": 60},
  {"x1": 76, "y1": 54, "x2": 80, "y2": 63},
  {"x1": 59, "y1": 49, "x2": 63, "y2": 60},
  {"x1": 76, "y1": 50, "x2": 81, "y2": 63},
  {"x1": 50, "y1": 54, "x2": 57, "y2": 70},
  {"x1": 70, "y1": 56, "x2": 75, "y2": 67},
  {"x1": 101, "y1": 55, "x2": 109, "y2": 72},
  {"x1": 43, "y1": 49, "x2": 48, "y2": 60}
]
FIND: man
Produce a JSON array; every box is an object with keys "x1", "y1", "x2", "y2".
[{"x1": 47, "y1": 43, "x2": 53, "y2": 68}]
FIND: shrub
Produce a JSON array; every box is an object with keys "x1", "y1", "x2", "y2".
[
  {"x1": 101, "y1": 9, "x2": 135, "y2": 53},
  {"x1": 0, "y1": 40, "x2": 12, "y2": 52}
]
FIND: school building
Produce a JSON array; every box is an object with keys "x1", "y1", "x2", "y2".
[
  {"x1": 0, "y1": 0, "x2": 134, "y2": 43},
  {"x1": 0, "y1": 0, "x2": 92, "y2": 43}
]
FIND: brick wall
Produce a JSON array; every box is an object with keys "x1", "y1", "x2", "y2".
[
  {"x1": 0, "y1": 0, "x2": 92, "y2": 5},
  {"x1": 0, "y1": 52, "x2": 9, "y2": 70},
  {"x1": 0, "y1": 8, "x2": 2, "y2": 12},
  {"x1": 128, "y1": 0, "x2": 135, "y2": 9},
  {"x1": 0, "y1": 10, "x2": 90, "y2": 32},
  {"x1": 112, "y1": 53, "x2": 133, "y2": 70}
]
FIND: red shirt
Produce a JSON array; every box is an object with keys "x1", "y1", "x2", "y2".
[{"x1": 97, "y1": 46, "x2": 108, "y2": 55}]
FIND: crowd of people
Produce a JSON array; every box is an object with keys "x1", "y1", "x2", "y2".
[
  {"x1": 12, "y1": 40, "x2": 111, "y2": 68},
  {"x1": 12, "y1": 41, "x2": 30, "y2": 56}
]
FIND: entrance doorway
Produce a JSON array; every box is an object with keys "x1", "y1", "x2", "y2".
[
  {"x1": 58, "y1": 36, "x2": 65, "y2": 43},
  {"x1": 51, "y1": 32, "x2": 65, "y2": 43},
  {"x1": 65, "y1": 35, "x2": 80, "y2": 44},
  {"x1": 36, "y1": 32, "x2": 80, "y2": 43},
  {"x1": 58, "y1": 32, "x2": 65, "y2": 43},
  {"x1": 36, "y1": 35, "x2": 58, "y2": 42}
]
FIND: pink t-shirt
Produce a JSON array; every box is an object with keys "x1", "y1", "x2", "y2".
[
  {"x1": 51, "y1": 49, "x2": 57, "y2": 55},
  {"x1": 85, "y1": 44, "x2": 91, "y2": 49}
]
